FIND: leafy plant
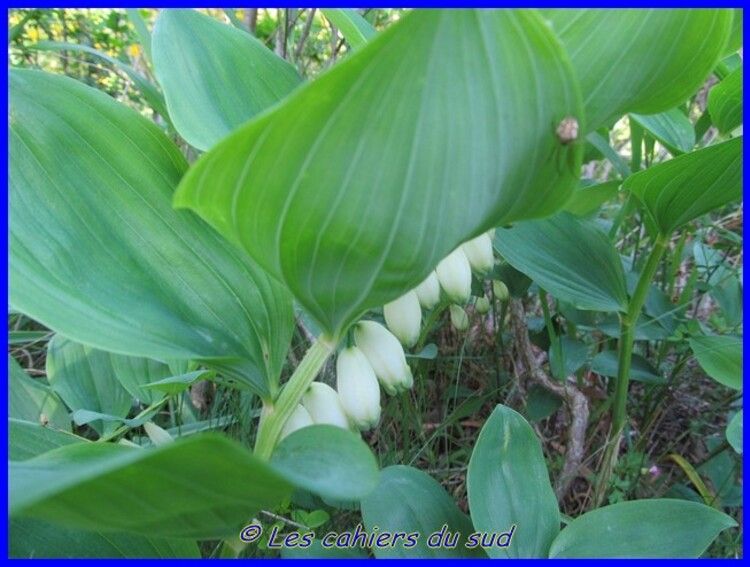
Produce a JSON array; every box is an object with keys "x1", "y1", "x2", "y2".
[{"x1": 8, "y1": 7, "x2": 742, "y2": 558}]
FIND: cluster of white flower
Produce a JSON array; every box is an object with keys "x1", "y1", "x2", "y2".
[{"x1": 281, "y1": 229, "x2": 510, "y2": 441}]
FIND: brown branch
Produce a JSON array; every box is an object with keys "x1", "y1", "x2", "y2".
[
  {"x1": 293, "y1": 8, "x2": 316, "y2": 64},
  {"x1": 508, "y1": 298, "x2": 590, "y2": 502}
]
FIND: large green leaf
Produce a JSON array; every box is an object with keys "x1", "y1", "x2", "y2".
[
  {"x1": 9, "y1": 69, "x2": 294, "y2": 398},
  {"x1": 269, "y1": 425, "x2": 379, "y2": 502},
  {"x1": 591, "y1": 350, "x2": 664, "y2": 384},
  {"x1": 9, "y1": 434, "x2": 296, "y2": 539},
  {"x1": 726, "y1": 410, "x2": 742, "y2": 454},
  {"x1": 708, "y1": 66, "x2": 742, "y2": 134},
  {"x1": 10, "y1": 518, "x2": 200, "y2": 558},
  {"x1": 321, "y1": 9, "x2": 377, "y2": 49},
  {"x1": 548, "y1": 499, "x2": 736, "y2": 558},
  {"x1": 625, "y1": 137, "x2": 742, "y2": 236},
  {"x1": 630, "y1": 109, "x2": 695, "y2": 155},
  {"x1": 152, "y1": 9, "x2": 302, "y2": 150},
  {"x1": 361, "y1": 465, "x2": 485, "y2": 558},
  {"x1": 9, "y1": 355, "x2": 70, "y2": 431},
  {"x1": 467, "y1": 405, "x2": 559, "y2": 558},
  {"x1": 175, "y1": 9, "x2": 583, "y2": 337},
  {"x1": 9, "y1": 419, "x2": 84, "y2": 461},
  {"x1": 108, "y1": 353, "x2": 174, "y2": 405},
  {"x1": 545, "y1": 9, "x2": 732, "y2": 131},
  {"x1": 494, "y1": 212, "x2": 628, "y2": 312},
  {"x1": 689, "y1": 335, "x2": 742, "y2": 390},
  {"x1": 46, "y1": 336, "x2": 133, "y2": 436}
]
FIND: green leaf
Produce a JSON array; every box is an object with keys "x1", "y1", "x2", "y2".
[
  {"x1": 361, "y1": 465, "x2": 485, "y2": 558},
  {"x1": 10, "y1": 518, "x2": 201, "y2": 558},
  {"x1": 708, "y1": 66, "x2": 742, "y2": 134},
  {"x1": 174, "y1": 10, "x2": 583, "y2": 338},
  {"x1": 321, "y1": 9, "x2": 377, "y2": 49},
  {"x1": 270, "y1": 425, "x2": 379, "y2": 502},
  {"x1": 46, "y1": 336, "x2": 133, "y2": 436},
  {"x1": 9, "y1": 419, "x2": 84, "y2": 461},
  {"x1": 526, "y1": 386, "x2": 563, "y2": 422},
  {"x1": 10, "y1": 434, "x2": 296, "y2": 539},
  {"x1": 563, "y1": 180, "x2": 620, "y2": 216},
  {"x1": 625, "y1": 137, "x2": 742, "y2": 236},
  {"x1": 108, "y1": 354, "x2": 173, "y2": 405},
  {"x1": 141, "y1": 370, "x2": 215, "y2": 395},
  {"x1": 726, "y1": 410, "x2": 742, "y2": 454},
  {"x1": 125, "y1": 9, "x2": 154, "y2": 64},
  {"x1": 9, "y1": 69, "x2": 294, "y2": 398},
  {"x1": 689, "y1": 335, "x2": 742, "y2": 390},
  {"x1": 548, "y1": 499, "x2": 737, "y2": 558},
  {"x1": 495, "y1": 212, "x2": 628, "y2": 312},
  {"x1": 549, "y1": 335, "x2": 589, "y2": 378},
  {"x1": 467, "y1": 405, "x2": 559, "y2": 558},
  {"x1": 9, "y1": 356, "x2": 70, "y2": 431},
  {"x1": 591, "y1": 350, "x2": 665, "y2": 384},
  {"x1": 30, "y1": 41, "x2": 169, "y2": 120},
  {"x1": 630, "y1": 109, "x2": 695, "y2": 155},
  {"x1": 281, "y1": 537, "x2": 369, "y2": 559},
  {"x1": 723, "y1": 9, "x2": 743, "y2": 56},
  {"x1": 545, "y1": 9, "x2": 732, "y2": 131},
  {"x1": 152, "y1": 9, "x2": 302, "y2": 150}
]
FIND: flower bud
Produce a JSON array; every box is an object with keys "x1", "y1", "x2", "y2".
[
  {"x1": 475, "y1": 296, "x2": 491, "y2": 314},
  {"x1": 280, "y1": 404, "x2": 314, "y2": 441},
  {"x1": 493, "y1": 279, "x2": 509, "y2": 302},
  {"x1": 301, "y1": 382, "x2": 351, "y2": 430},
  {"x1": 450, "y1": 304, "x2": 470, "y2": 331},
  {"x1": 414, "y1": 271, "x2": 441, "y2": 309},
  {"x1": 461, "y1": 233, "x2": 494, "y2": 275},
  {"x1": 383, "y1": 290, "x2": 421, "y2": 347},
  {"x1": 144, "y1": 422, "x2": 173, "y2": 446},
  {"x1": 354, "y1": 321, "x2": 414, "y2": 396},
  {"x1": 435, "y1": 247, "x2": 472, "y2": 304},
  {"x1": 336, "y1": 347, "x2": 381, "y2": 430}
]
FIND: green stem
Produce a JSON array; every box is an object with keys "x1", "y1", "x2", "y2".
[
  {"x1": 594, "y1": 235, "x2": 668, "y2": 505},
  {"x1": 254, "y1": 336, "x2": 337, "y2": 461},
  {"x1": 539, "y1": 288, "x2": 563, "y2": 381}
]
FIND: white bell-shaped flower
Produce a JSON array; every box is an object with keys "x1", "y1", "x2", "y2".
[
  {"x1": 301, "y1": 382, "x2": 351, "y2": 430},
  {"x1": 336, "y1": 346, "x2": 381, "y2": 430},
  {"x1": 279, "y1": 404, "x2": 314, "y2": 441},
  {"x1": 450, "y1": 304, "x2": 470, "y2": 331},
  {"x1": 414, "y1": 271, "x2": 441, "y2": 309},
  {"x1": 354, "y1": 321, "x2": 414, "y2": 396},
  {"x1": 435, "y1": 247, "x2": 472, "y2": 304},
  {"x1": 461, "y1": 233, "x2": 494, "y2": 275},
  {"x1": 383, "y1": 290, "x2": 422, "y2": 348}
]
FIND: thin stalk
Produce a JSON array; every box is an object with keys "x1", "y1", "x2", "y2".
[
  {"x1": 594, "y1": 235, "x2": 669, "y2": 506},
  {"x1": 539, "y1": 288, "x2": 564, "y2": 381},
  {"x1": 254, "y1": 336, "x2": 337, "y2": 460}
]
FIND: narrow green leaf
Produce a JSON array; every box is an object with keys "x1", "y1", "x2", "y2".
[
  {"x1": 46, "y1": 336, "x2": 133, "y2": 436},
  {"x1": 10, "y1": 434, "x2": 296, "y2": 539},
  {"x1": 591, "y1": 350, "x2": 665, "y2": 384},
  {"x1": 10, "y1": 518, "x2": 201, "y2": 558},
  {"x1": 9, "y1": 356, "x2": 70, "y2": 431},
  {"x1": 545, "y1": 9, "x2": 732, "y2": 131},
  {"x1": 8, "y1": 330, "x2": 51, "y2": 345},
  {"x1": 708, "y1": 66, "x2": 742, "y2": 134},
  {"x1": 10, "y1": 69, "x2": 294, "y2": 398},
  {"x1": 30, "y1": 41, "x2": 169, "y2": 120},
  {"x1": 563, "y1": 180, "x2": 620, "y2": 216},
  {"x1": 141, "y1": 370, "x2": 214, "y2": 395},
  {"x1": 108, "y1": 354, "x2": 173, "y2": 405},
  {"x1": 625, "y1": 137, "x2": 742, "y2": 236},
  {"x1": 152, "y1": 9, "x2": 302, "y2": 150},
  {"x1": 125, "y1": 9, "x2": 154, "y2": 63},
  {"x1": 270, "y1": 425, "x2": 379, "y2": 502},
  {"x1": 723, "y1": 9, "x2": 743, "y2": 56},
  {"x1": 726, "y1": 410, "x2": 742, "y2": 454},
  {"x1": 630, "y1": 109, "x2": 695, "y2": 154},
  {"x1": 585, "y1": 132, "x2": 631, "y2": 178},
  {"x1": 548, "y1": 499, "x2": 737, "y2": 558},
  {"x1": 175, "y1": 10, "x2": 583, "y2": 337},
  {"x1": 467, "y1": 405, "x2": 559, "y2": 558},
  {"x1": 321, "y1": 8, "x2": 377, "y2": 49},
  {"x1": 361, "y1": 465, "x2": 485, "y2": 558},
  {"x1": 689, "y1": 335, "x2": 742, "y2": 390},
  {"x1": 495, "y1": 212, "x2": 628, "y2": 312},
  {"x1": 9, "y1": 419, "x2": 84, "y2": 461}
]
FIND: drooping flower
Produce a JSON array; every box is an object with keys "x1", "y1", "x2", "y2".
[
  {"x1": 414, "y1": 271, "x2": 441, "y2": 309},
  {"x1": 475, "y1": 295, "x2": 491, "y2": 314},
  {"x1": 279, "y1": 404, "x2": 314, "y2": 440},
  {"x1": 461, "y1": 233, "x2": 495, "y2": 275},
  {"x1": 384, "y1": 290, "x2": 422, "y2": 347},
  {"x1": 450, "y1": 304, "x2": 470, "y2": 331},
  {"x1": 301, "y1": 382, "x2": 351, "y2": 430},
  {"x1": 493, "y1": 279, "x2": 509, "y2": 302},
  {"x1": 336, "y1": 346, "x2": 381, "y2": 430},
  {"x1": 354, "y1": 321, "x2": 414, "y2": 396},
  {"x1": 435, "y1": 247, "x2": 472, "y2": 304}
]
